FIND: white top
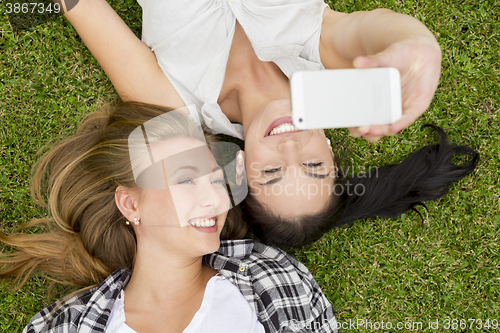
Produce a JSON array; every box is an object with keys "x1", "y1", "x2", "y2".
[
  {"x1": 138, "y1": 0, "x2": 328, "y2": 139},
  {"x1": 104, "y1": 275, "x2": 266, "y2": 333}
]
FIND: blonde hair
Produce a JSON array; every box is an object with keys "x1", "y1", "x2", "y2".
[{"x1": 0, "y1": 101, "x2": 247, "y2": 291}]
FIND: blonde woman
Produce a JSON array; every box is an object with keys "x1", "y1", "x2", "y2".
[{"x1": 0, "y1": 102, "x2": 336, "y2": 333}]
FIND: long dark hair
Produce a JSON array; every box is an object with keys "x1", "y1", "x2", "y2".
[{"x1": 241, "y1": 125, "x2": 479, "y2": 247}]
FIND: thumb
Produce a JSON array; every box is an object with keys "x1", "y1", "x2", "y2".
[{"x1": 352, "y1": 55, "x2": 380, "y2": 68}]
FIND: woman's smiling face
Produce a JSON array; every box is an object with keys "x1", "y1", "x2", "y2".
[
  {"x1": 134, "y1": 137, "x2": 230, "y2": 257},
  {"x1": 243, "y1": 99, "x2": 336, "y2": 217}
]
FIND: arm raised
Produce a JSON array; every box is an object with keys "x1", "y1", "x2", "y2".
[
  {"x1": 320, "y1": 8, "x2": 441, "y2": 141},
  {"x1": 61, "y1": 0, "x2": 184, "y2": 108}
]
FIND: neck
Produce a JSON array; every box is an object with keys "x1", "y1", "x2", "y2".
[
  {"x1": 220, "y1": 21, "x2": 290, "y2": 137},
  {"x1": 124, "y1": 245, "x2": 214, "y2": 309},
  {"x1": 230, "y1": 66, "x2": 290, "y2": 138}
]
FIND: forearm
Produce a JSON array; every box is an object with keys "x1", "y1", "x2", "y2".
[
  {"x1": 57, "y1": 0, "x2": 140, "y2": 76},
  {"x1": 321, "y1": 8, "x2": 439, "y2": 67},
  {"x1": 54, "y1": 0, "x2": 183, "y2": 106}
]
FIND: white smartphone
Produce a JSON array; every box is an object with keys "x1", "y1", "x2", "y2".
[{"x1": 290, "y1": 68, "x2": 402, "y2": 130}]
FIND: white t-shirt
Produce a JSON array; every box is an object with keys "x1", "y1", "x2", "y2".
[
  {"x1": 105, "y1": 275, "x2": 265, "y2": 333},
  {"x1": 138, "y1": 0, "x2": 328, "y2": 139}
]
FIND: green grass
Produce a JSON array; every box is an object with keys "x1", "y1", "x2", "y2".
[{"x1": 1, "y1": 0, "x2": 499, "y2": 332}]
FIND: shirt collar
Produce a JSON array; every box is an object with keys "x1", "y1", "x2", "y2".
[
  {"x1": 75, "y1": 268, "x2": 131, "y2": 332},
  {"x1": 215, "y1": 239, "x2": 255, "y2": 259},
  {"x1": 75, "y1": 240, "x2": 255, "y2": 331}
]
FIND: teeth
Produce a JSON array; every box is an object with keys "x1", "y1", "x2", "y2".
[
  {"x1": 269, "y1": 123, "x2": 297, "y2": 136},
  {"x1": 190, "y1": 218, "x2": 216, "y2": 228}
]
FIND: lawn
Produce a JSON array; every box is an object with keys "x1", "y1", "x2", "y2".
[{"x1": 1, "y1": 0, "x2": 499, "y2": 332}]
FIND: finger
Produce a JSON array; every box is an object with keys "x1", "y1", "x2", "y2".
[
  {"x1": 362, "y1": 134, "x2": 382, "y2": 143},
  {"x1": 349, "y1": 127, "x2": 362, "y2": 137},
  {"x1": 349, "y1": 126, "x2": 371, "y2": 137},
  {"x1": 390, "y1": 114, "x2": 417, "y2": 134},
  {"x1": 352, "y1": 55, "x2": 379, "y2": 69},
  {"x1": 368, "y1": 124, "x2": 392, "y2": 137},
  {"x1": 358, "y1": 125, "x2": 370, "y2": 136},
  {"x1": 390, "y1": 102, "x2": 426, "y2": 134}
]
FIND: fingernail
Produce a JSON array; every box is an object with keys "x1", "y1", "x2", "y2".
[{"x1": 358, "y1": 126, "x2": 370, "y2": 135}]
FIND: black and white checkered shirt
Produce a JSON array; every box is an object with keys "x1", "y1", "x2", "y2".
[{"x1": 23, "y1": 240, "x2": 337, "y2": 333}]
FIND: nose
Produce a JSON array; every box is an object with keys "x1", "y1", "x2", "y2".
[
  {"x1": 277, "y1": 137, "x2": 302, "y2": 154},
  {"x1": 196, "y1": 178, "x2": 225, "y2": 209}
]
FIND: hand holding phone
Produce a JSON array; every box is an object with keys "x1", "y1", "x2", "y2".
[
  {"x1": 351, "y1": 37, "x2": 442, "y2": 140},
  {"x1": 290, "y1": 68, "x2": 402, "y2": 130}
]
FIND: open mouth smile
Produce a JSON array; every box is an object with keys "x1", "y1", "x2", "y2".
[{"x1": 265, "y1": 117, "x2": 302, "y2": 137}]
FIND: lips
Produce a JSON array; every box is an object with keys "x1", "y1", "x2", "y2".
[
  {"x1": 264, "y1": 117, "x2": 301, "y2": 137},
  {"x1": 188, "y1": 216, "x2": 218, "y2": 233}
]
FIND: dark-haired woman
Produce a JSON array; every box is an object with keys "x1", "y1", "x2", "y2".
[
  {"x1": 242, "y1": 124, "x2": 479, "y2": 246},
  {"x1": 1, "y1": 102, "x2": 336, "y2": 332},
  {"x1": 54, "y1": 0, "x2": 478, "y2": 248}
]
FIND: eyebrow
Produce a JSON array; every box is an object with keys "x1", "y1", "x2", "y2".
[
  {"x1": 172, "y1": 165, "x2": 199, "y2": 175},
  {"x1": 172, "y1": 164, "x2": 221, "y2": 176},
  {"x1": 258, "y1": 172, "x2": 330, "y2": 186}
]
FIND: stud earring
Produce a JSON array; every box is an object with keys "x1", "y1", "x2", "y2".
[
  {"x1": 126, "y1": 217, "x2": 140, "y2": 226},
  {"x1": 326, "y1": 138, "x2": 331, "y2": 146}
]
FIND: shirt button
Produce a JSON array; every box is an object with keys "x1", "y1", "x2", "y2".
[{"x1": 239, "y1": 266, "x2": 245, "y2": 272}]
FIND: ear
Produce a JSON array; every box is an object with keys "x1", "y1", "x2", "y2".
[
  {"x1": 328, "y1": 146, "x2": 337, "y2": 173},
  {"x1": 236, "y1": 150, "x2": 245, "y2": 186},
  {"x1": 115, "y1": 186, "x2": 141, "y2": 221}
]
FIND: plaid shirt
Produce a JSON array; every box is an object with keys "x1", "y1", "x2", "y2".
[{"x1": 23, "y1": 240, "x2": 337, "y2": 333}]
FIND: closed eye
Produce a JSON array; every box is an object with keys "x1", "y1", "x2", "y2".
[
  {"x1": 262, "y1": 167, "x2": 282, "y2": 174},
  {"x1": 303, "y1": 162, "x2": 323, "y2": 167},
  {"x1": 303, "y1": 162, "x2": 330, "y2": 179},
  {"x1": 211, "y1": 178, "x2": 225, "y2": 185},
  {"x1": 259, "y1": 177, "x2": 283, "y2": 186}
]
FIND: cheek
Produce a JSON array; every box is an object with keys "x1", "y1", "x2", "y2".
[
  {"x1": 246, "y1": 177, "x2": 261, "y2": 196},
  {"x1": 218, "y1": 211, "x2": 228, "y2": 229},
  {"x1": 244, "y1": 139, "x2": 280, "y2": 170},
  {"x1": 169, "y1": 187, "x2": 194, "y2": 221},
  {"x1": 216, "y1": 186, "x2": 231, "y2": 212},
  {"x1": 244, "y1": 154, "x2": 267, "y2": 181},
  {"x1": 138, "y1": 189, "x2": 180, "y2": 227},
  {"x1": 242, "y1": 135, "x2": 267, "y2": 165}
]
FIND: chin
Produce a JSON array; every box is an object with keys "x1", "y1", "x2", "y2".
[{"x1": 199, "y1": 238, "x2": 222, "y2": 255}]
